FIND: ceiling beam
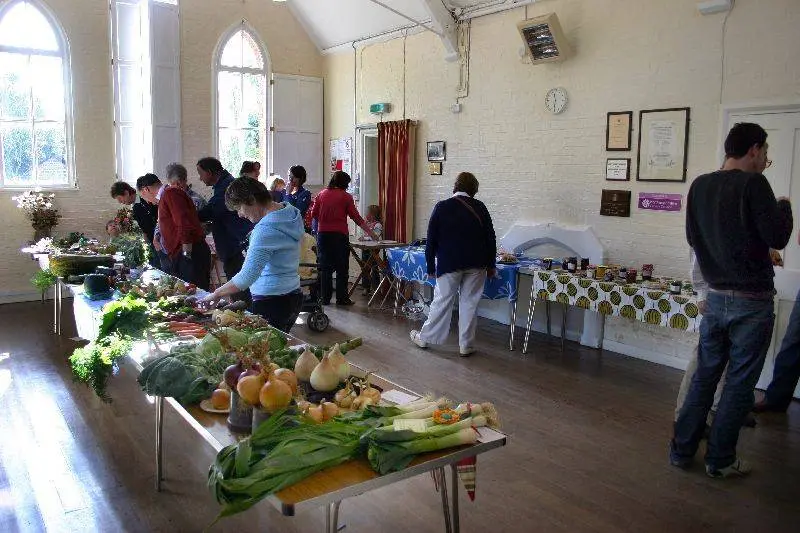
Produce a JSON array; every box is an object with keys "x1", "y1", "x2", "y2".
[
  {"x1": 365, "y1": 0, "x2": 442, "y2": 36},
  {"x1": 420, "y1": 0, "x2": 459, "y2": 61}
]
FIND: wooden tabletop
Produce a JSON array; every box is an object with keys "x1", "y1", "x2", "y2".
[{"x1": 348, "y1": 240, "x2": 403, "y2": 250}]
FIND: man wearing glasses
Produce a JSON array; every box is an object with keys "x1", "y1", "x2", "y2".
[{"x1": 671, "y1": 122, "x2": 793, "y2": 478}]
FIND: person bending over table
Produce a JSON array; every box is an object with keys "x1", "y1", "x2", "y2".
[
  {"x1": 201, "y1": 177, "x2": 305, "y2": 333},
  {"x1": 137, "y1": 173, "x2": 212, "y2": 290},
  {"x1": 310, "y1": 171, "x2": 378, "y2": 306},
  {"x1": 410, "y1": 172, "x2": 496, "y2": 357},
  {"x1": 110, "y1": 181, "x2": 161, "y2": 269}
]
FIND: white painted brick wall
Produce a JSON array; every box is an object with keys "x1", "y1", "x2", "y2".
[{"x1": 323, "y1": 0, "x2": 800, "y2": 368}]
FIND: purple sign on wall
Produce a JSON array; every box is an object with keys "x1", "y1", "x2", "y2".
[{"x1": 638, "y1": 192, "x2": 682, "y2": 212}]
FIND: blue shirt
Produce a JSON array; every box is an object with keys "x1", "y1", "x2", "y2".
[
  {"x1": 285, "y1": 186, "x2": 312, "y2": 219},
  {"x1": 231, "y1": 203, "x2": 304, "y2": 296},
  {"x1": 197, "y1": 172, "x2": 253, "y2": 262}
]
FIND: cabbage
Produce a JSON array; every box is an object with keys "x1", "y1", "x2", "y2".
[
  {"x1": 249, "y1": 329, "x2": 287, "y2": 350},
  {"x1": 198, "y1": 334, "x2": 223, "y2": 357},
  {"x1": 214, "y1": 327, "x2": 248, "y2": 350}
]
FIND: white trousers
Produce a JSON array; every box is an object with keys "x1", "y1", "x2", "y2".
[{"x1": 419, "y1": 269, "x2": 486, "y2": 349}]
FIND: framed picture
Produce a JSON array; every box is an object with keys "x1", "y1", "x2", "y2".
[
  {"x1": 636, "y1": 107, "x2": 690, "y2": 182},
  {"x1": 606, "y1": 158, "x2": 630, "y2": 181},
  {"x1": 427, "y1": 141, "x2": 446, "y2": 162},
  {"x1": 606, "y1": 111, "x2": 632, "y2": 151},
  {"x1": 428, "y1": 162, "x2": 442, "y2": 175},
  {"x1": 600, "y1": 189, "x2": 631, "y2": 217}
]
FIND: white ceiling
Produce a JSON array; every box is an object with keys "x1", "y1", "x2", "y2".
[{"x1": 287, "y1": 0, "x2": 517, "y2": 52}]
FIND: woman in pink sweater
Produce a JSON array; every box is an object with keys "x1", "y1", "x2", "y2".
[{"x1": 311, "y1": 171, "x2": 377, "y2": 305}]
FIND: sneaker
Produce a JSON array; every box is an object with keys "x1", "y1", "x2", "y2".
[
  {"x1": 410, "y1": 330, "x2": 427, "y2": 349},
  {"x1": 706, "y1": 458, "x2": 751, "y2": 479},
  {"x1": 459, "y1": 346, "x2": 476, "y2": 357}
]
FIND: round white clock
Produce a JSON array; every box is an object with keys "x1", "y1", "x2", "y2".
[{"x1": 545, "y1": 87, "x2": 568, "y2": 114}]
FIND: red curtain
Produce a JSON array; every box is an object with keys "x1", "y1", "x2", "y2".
[{"x1": 377, "y1": 119, "x2": 413, "y2": 243}]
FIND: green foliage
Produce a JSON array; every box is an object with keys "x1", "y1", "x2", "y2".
[
  {"x1": 109, "y1": 233, "x2": 149, "y2": 268},
  {"x1": 30, "y1": 268, "x2": 57, "y2": 291},
  {"x1": 69, "y1": 335, "x2": 132, "y2": 402},
  {"x1": 98, "y1": 294, "x2": 149, "y2": 339}
]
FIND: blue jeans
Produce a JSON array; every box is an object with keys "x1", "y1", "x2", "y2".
[
  {"x1": 671, "y1": 291, "x2": 774, "y2": 470},
  {"x1": 764, "y1": 290, "x2": 800, "y2": 409}
]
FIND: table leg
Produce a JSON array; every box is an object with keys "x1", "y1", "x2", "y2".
[
  {"x1": 599, "y1": 313, "x2": 606, "y2": 353},
  {"x1": 155, "y1": 395, "x2": 164, "y2": 491},
  {"x1": 546, "y1": 300, "x2": 551, "y2": 337},
  {"x1": 394, "y1": 281, "x2": 402, "y2": 317},
  {"x1": 523, "y1": 284, "x2": 537, "y2": 355},
  {"x1": 561, "y1": 303, "x2": 568, "y2": 352},
  {"x1": 451, "y1": 464, "x2": 460, "y2": 533},
  {"x1": 52, "y1": 281, "x2": 58, "y2": 334},
  {"x1": 437, "y1": 467, "x2": 452, "y2": 533},
  {"x1": 508, "y1": 300, "x2": 517, "y2": 351},
  {"x1": 56, "y1": 280, "x2": 62, "y2": 336},
  {"x1": 367, "y1": 276, "x2": 386, "y2": 307}
]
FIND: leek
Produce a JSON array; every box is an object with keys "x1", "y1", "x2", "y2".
[{"x1": 366, "y1": 428, "x2": 479, "y2": 475}]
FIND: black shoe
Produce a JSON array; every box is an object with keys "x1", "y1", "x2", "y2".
[
  {"x1": 742, "y1": 412, "x2": 758, "y2": 428},
  {"x1": 336, "y1": 299, "x2": 355, "y2": 306}
]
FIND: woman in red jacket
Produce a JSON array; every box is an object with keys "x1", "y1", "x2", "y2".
[{"x1": 311, "y1": 171, "x2": 377, "y2": 305}]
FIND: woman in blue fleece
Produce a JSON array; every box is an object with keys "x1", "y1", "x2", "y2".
[{"x1": 201, "y1": 177, "x2": 304, "y2": 333}]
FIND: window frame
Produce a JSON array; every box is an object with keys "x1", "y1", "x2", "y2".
[
  {"x1": 211, "y1": 21, "x2": 270, "y2": 176},
  {"x1": 0, "y1": 0, "x2": 76, "y2": 190}
]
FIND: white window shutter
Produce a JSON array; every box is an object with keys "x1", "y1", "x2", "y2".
[
  {"x1": 271, "y1": 74, "x2": 323, "y2": 186},
  {"x1": 111, "y1": 0, "x2": 152, "y2": 184},
  {"x1": 149, "y1": 0, "x2": 181, "y2": 176}
]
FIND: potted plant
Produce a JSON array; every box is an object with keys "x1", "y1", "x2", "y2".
[{"x1": 12, "y1": 189, "x2": 61, "y2": 242}]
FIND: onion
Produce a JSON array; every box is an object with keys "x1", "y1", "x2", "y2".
[
  {"x1": 211, "y1": 388, "x2": 230, "y2": 410},
  {"x1": 259, "y1": 373, "x2": 293, "y2": 413},
  {"x1": 223, "y1": 362, "x2": 244, "y2": 388},
  {"x1": 273, "y1": 368, "x2": 298, "y2": 395},
  {"x1": 296, "y1": 400, "x2": 312, "y2": 413},
  {"x1": 306, "y1": 404, "x2": 324, "y2": 423},
  {"x1": 294, "y1": 347, "x2": 319, "y2": 381},
  {"x1": 321, "y1": 401, "x2": 339, "y2": 421},
  {"x1": 327, "y1": 344, "x2": 349, "y2": 382},
  {"x1": 236, "y1": 373, "x2": 265, "y2": 405},
  {"x1": 309, "y1": 354, "x2": 340, "y2": 392},
  {"x1": 334, "y1": 385, "x2": 355, "y2": 408}
]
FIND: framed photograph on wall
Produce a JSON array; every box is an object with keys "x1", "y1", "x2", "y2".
[
  {"x1": 606, "y1": 158, "x2": 630, "y2": 181},
  {"x1": 427, "y1": 141, "x2": 446, "y2": 161},
  {"x1": 428, "y1": 162, "x2": 442, "y2": 175},
  {"x1": 636, "y1": 107, "x2": 690, "y2": 182},
  {"x1": 606, "y1": 111, "x2": 632, "y2": 151}
]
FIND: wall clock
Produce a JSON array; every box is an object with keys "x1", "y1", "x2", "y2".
[{"x1": 545, "y1": 87, "x2": 568, "y2": 114}]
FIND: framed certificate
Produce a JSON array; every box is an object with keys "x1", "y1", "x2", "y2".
[
  {"x1": 606, "y1": 111, "x2": 632, "y2": 151},
  {"x1": 636, "y1": 107, "x2": 690, "y2": 182},
  {"x1": 606, "y1": 158, "x2": 630, "y2": 181}
]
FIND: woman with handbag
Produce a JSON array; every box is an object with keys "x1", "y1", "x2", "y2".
[{"x1": 410, "y1": 172, "x2": 497, "y2": 356}]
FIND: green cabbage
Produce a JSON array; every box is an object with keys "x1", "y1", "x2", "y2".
[
  {"x1": 214, "y1": 327, "x2": 248, "y2": 350},
  {"x1": 198, "y1": 334, "x2": 223, "y2": 357}
]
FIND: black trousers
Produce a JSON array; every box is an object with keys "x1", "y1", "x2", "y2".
[
  {"x1": 173, "y1": 239, "x2": 212, "y2": 291},
  {"x1": 222, "y1": 252, "x2": 251, "y2": 304},
  {"x1": 250, "y1": 290, "x2": 303, "y2": 333},
  {"x1": 316, "y1": 232, "x2": 350, "y2": 303}
]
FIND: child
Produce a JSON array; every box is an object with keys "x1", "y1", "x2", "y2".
[
  {"x1": 361, "y1": 205, "x2": 383, "y2": 292},
  {"x1": 270, "y1": 177, "x2": 286, "y2": 203},
  {"x1": 106, "y1": 220, "x2": 121, "y2": 238}
]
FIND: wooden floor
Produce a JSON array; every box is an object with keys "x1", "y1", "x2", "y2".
[{"x1": 0, "y1": 298, "x2": 799, "y2": 533}]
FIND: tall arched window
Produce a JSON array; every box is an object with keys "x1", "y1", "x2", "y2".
[
  {"x1": 0, "y1": 0, "x2": 73, "y2": 188},
  {"x1": 214, "y1": 23, "x2": 268, "y2": 175}
]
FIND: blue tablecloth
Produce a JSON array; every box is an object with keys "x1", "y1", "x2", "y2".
[{"x1": 385, "y1": 246, "x2": 539, "y2": 302}]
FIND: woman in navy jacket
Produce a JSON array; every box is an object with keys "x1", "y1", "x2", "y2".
[{"x1": 410, "y1": 172, "x2": 496, "y2": 356}]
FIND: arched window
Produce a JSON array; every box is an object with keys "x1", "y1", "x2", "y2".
[
  {"x1": 0, "y1": 0, "x2": 73, "y2": 188},
  {"x1": 214, "y1": 23, "x2": 268, "y2": 176}
]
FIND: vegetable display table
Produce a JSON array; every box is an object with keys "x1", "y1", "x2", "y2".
[
  {"x1": 65, "y1": 271, "x2": 507, "y2": 533},
  {"x1": 385, "y1": 246, "x2": 539, "y2": 350},
  {"x1": 520, "y1": 268, "x2": 702, "y2": 354}
]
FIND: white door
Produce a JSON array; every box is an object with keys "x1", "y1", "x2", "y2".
[
  {"x1": 271, "y1": 74, "x2": 323, "y2": 185},
  {"x1": 728, "y1": 111, "x2": 800, "y2": 397}
]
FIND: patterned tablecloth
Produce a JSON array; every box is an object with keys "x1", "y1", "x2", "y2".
[
  {"x1": 528, "y1": 269, "x2": 702, "y2": 332},
  {"x1": 385, "y1": 246, "x2": 538, "y2": 302}
]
